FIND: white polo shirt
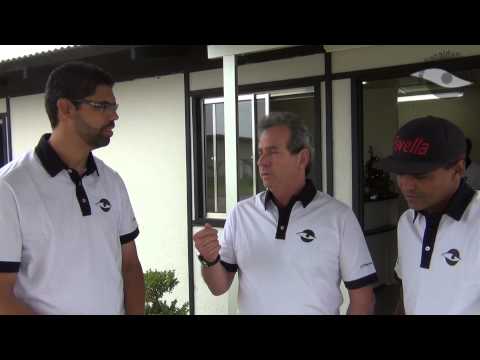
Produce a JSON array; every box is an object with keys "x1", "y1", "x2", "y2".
[
  {"x1": 0, "y1": 134, "x2": 139, "y2": 314},
  {"x1": 395, "y1": 181, "x2": 480, "y2": 314},
  {"x1": 219, "y1": 179, "x2": 377, "y2": 315}
]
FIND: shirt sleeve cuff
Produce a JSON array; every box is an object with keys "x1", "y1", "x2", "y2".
[
  {"x1": 120, "y1": 227, "x2": 139, "y2": 245},
  {"x1": 344, "y1": 273, "x2": 378, "y2": 289},
  {"x1": 0, "y1": 261, "x2": 20, "y2": 273},
  {"x1": 220, "y1": 260, "x2": 238, "y2": 273}
]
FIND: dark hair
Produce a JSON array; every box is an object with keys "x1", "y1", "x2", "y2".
[
  {"x1": 258, "y1": 111, "x2": 313, "y2": 175},
  {"x1": 44, "y1": 61, "x2": 114, "y2": 128}
]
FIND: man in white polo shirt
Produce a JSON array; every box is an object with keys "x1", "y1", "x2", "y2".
[
  {"x1": 378, "y1": 116, "x2": 480, "y2": 314},
  {"x1": 0, "y1": 62, "x2": 145, "y2": 314},
  {"x1": 194, "y1": 112, "x2": 377, "y2": 314}
]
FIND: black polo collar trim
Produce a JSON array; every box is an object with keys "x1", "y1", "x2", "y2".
[
  {"x1": 445, "y1": 180, "x2": 476, "y2": 221},
  {"x1": 413, "y1": 180, "x2": 475, "y2": 223},
  {"x1": 0, "y1": 261, "x2": 21, "y2": 273},
  {"x1": 35, "y1": 133, "x2": 99, "y2": 177},
  {"x1": 264, "y1": 178, "x2": 317, "y2": 210}
]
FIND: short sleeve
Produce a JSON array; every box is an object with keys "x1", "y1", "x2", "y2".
[
  {"x1": 394, "y1": 227, "x2": 402, "y2": 280},
  {"x1": 0, "y1": 180, "x2": 22, "y2": 272},
  {"x1": 219, "y1": 207, "x2": 238, "y2": 272},
  {"x1": 116, "y1": 175, "x2": 139, "y2": 245},
  {"x1": 340, "y1": 209, "x2": 378, "y2": 289}
]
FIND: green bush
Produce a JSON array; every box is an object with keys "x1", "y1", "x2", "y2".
[{"x1": 144, "y1": 269, "x2": 189, "y2": 315}]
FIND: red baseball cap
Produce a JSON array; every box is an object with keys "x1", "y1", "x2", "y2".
[{"x1": 378, "y1": 116, "x2": 466, "y2": 174}]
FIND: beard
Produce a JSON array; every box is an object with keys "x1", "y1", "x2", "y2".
[{"x1": 74, "y1": 116, "x2": 113, "y2": 149}]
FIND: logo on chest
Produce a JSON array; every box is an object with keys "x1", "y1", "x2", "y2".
[
  {"x1": 96, "y1": 198, "x2": 112, "y2": 212},
  {"x1": 296, "y1": 229, "x2": 316, "y2": 243},
  {"x1": 442, "y1": 249, "x2": 461, "y2": 266}
]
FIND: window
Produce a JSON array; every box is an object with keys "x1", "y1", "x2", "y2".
[
  {"x1": 192, "y1": 85, "x2": 319, "y2": 221},
  {"x1": 0, "y1": 113, "x2": 11, "y2": 167},
  {"x1": 357, "y1": 65, "x2": 480, "y2": 313},
  {"x1": 201, "y1": 94, "x2": 268, "y2": 217}
]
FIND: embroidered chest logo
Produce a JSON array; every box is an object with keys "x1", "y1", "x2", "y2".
[
  {"x1": 96, "y1": 198, "x2": 111, "y2": 212},
  {"x1": 442, "y1": 249, "x2": 461, "y2": 266},
  {"x1": 297, "y1": 229, "x2": 316, "y2": 243}
]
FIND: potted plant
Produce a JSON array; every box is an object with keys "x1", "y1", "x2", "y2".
[{"x1": 144, "y1": 269, "x2": 189, "y2": 315}]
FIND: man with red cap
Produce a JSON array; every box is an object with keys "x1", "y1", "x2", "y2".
[{"x1": 378, "y1": 115, "x2": 479, "y2": 314}]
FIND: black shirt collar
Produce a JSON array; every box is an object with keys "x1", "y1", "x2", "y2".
[
  {"x1": 34, "y1": 133, "x2": 98, "y2": 177},
  {"x1": 264, "y1": 178, "x2": 317, "y2": 210},
  {"x1": 413, "y1": 179, "x2": 475, "y2": 223}
]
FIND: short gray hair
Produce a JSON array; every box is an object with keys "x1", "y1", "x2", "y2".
[{"x1": 258, "y1": 112, "x2": 313, "y2": 175}]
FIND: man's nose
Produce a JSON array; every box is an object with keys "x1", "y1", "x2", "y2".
[
  {"x1": 257, "y1": 153, "x2": 267, "y2": 167},
  {"x1": 398, "y1": 175, "x2": 416, "y2": 191}
]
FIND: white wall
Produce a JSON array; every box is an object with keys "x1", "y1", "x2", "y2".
[
  {"x1": 8, "y1": 74, "x2": 190, "y2": 311},
  {"x1": 332, "y1": 79, "x2": 353, "y2": 208},
  {"x1": 321, "y1": 82, "x2": 327, "y2": 192},
  {"x1": 332, "y1": 45, "x2": 480, "y2": 73},
  {"x1": 192, "y1": 225, "x2": 232, "y2": 315},
  {"x1": 332, "y1": 79, "x2": 353, "y2": 315},
  {"x1": 190, "y1": 53, "x2": 325, "y2": 91},
  {"x1": 96, "y1": 74, "x2": 189, "y2": 308},
  {"x1": 10, "y1": 94, "x2": 51, "y2": 159}
]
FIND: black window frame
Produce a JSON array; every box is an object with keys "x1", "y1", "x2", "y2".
[
  {"x1": 347, "y1": 54, "x2": 480, "y2": 230},
  {"x1": 190, "y1": 76, "x2": 325, "y2": 227},
  {"x1": 0, "y1": 102, "x2": 12, "y2": 168}
]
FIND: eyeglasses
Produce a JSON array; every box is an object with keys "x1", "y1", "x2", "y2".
[{"x1": 72, "y1": 99, "x2": 119, "y2": 113}]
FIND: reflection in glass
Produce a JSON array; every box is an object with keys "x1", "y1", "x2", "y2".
[
  {"x1": 204, "y1": 104, "x2": 215, "y2": 213},
  {"x1": 215, "y1": 103, "x2": 226, "y2": 212},
  {"x1": 255, "y1": 97, "x2": 266, "y2": 193},
  {"x1": 238, "y1": 100, "x2": 253, "y2": 201}
]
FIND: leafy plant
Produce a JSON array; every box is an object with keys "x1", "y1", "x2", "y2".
[{"x1": 144, "y1": 269, "x2": 189, "y2": 315}]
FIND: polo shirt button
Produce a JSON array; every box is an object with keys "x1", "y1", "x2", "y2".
[
  {"x1": 425, "y1": 246, "x2": 431, "y2": 251},
  {"x1": 82, "y1": 198, "x2": 87, "y2": 203},
  {"x1": 280, "y1": 225, "x2": 285, "y2": 230}
]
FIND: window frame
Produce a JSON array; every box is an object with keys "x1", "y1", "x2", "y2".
[
  {"x1": 0, "y1": 111, "x2": 12, "y2": 167},
  {"x1": 190, "y1": 76, "x2": 323, "y2": 226}
]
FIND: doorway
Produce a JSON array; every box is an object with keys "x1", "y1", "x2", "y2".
[{"x1": 360, "y1": 67, "x2": 480, "y2": 313}]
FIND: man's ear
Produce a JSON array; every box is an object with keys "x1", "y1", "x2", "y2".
[
  {"x1": 57, "y1": 98, "x2": 75, "y2": 121},
  {"x1": 453, "y1": 159, "x2": 466, "y2": 178},
  {"x1": 298, "y1": 148, "x2": 310, "y2": 169}
]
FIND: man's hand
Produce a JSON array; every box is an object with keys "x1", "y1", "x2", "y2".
[{"x1": 193, "y1": 223, "x2": 220, "y2": 262}]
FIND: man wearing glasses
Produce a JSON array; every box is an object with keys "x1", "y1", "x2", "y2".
[{"x1": 0, "y1": 62, "x2": 145, "y2": 314}]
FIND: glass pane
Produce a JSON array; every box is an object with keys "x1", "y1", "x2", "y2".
[
  {"x1": 0, "y1": 120, "x2": 5, "y2": 167},
  {"x1": 204, "y1": 104, "x2": 215, "y2": 213},
  {"x1": 256, "y1": 98, "x2": 266, "y2": 123},
  {"x1": 255, "y1": 98, "x2": 267, "y2": 193},
  {"x1": 238, "y1": 100, "x2": 253, "y2": 201},
  {"x1": 215, "y1": 103, "x2": 226, "y2": 213}
]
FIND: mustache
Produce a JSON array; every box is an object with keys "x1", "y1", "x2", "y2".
[{"x1": 101, "y1": 122, "x2": 115, "y2": 131}]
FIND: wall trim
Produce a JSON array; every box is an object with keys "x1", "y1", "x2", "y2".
[
  {"x1": 184, "y1": 72, "x2": 195, "y2": 315},
  {"x1": 324, "y1": 53, "x2": 334, "y2": 196}
]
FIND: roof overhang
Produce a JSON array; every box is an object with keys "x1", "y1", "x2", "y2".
[{"x1": 207, "y1": 45, "x2": 298, "y2": 59}]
